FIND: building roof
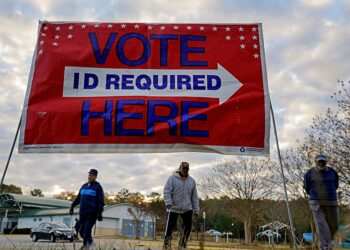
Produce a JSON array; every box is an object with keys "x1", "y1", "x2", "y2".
[
  {"x1": 18, "y1": 208, "x2": 75, "y2": 217},
  {"x1": 0, "y1": 193, "x2": 72, "y2": 209},
  {"x1": 18, "y1": 203, "x2": 158, "y2": 219}
]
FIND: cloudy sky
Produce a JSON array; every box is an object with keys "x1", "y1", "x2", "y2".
[{"x1": 0, "y1": 0, "x2": 349, "y2": 197}]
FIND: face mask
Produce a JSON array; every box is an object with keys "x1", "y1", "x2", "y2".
[{"x1": 316, "y1": 161, "x2": 327, "y2": 171}]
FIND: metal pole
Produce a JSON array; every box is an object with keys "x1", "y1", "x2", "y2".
[
  {"x1": 0, "y1": 116, "x2": 21, "y2": 194},
  {"x1": 270, "y1": 103, "x2": 297, "y2": 249}
]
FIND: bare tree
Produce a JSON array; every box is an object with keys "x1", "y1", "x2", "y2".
[
  {"x1": 199, "y1": 158, "x2": 277, "y2": 244},
  {"x1": 127, "y1": 204, "x2": 150, "y2": 239},
  {"x1": 305, "y1": 80, "x2": 350, "y2": 199}
]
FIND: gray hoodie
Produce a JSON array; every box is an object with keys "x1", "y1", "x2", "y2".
[{"x1": 163, "y1": 171, "x2": 199, "y2": 214}]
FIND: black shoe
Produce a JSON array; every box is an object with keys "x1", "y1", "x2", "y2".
[{"x1": 163, "y1": 240, "x2": 172, "y2": 250}]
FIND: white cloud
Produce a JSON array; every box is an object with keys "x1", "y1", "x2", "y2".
[{"x1": 298, "y1": 0, "x2": 332, "y2": 8}]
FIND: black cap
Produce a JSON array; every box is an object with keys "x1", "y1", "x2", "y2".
[
  {"x1": 88, "y1": 169, "x2": 98, "y2": 176},
  {"x1": 179, "y1": 162, "x2": 189, "y2": 169}
]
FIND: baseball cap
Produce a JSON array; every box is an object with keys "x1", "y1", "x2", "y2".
[
  {"x1": 315, "y1": 154, "x2": 327, "y2": 162},
  {"x1": 88, "y1": 169, "x2": 98, "y2": 175},
  {"x1": 180, "y1": 162, "x2": 189, "y2": 169}
]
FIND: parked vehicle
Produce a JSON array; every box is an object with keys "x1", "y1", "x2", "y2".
[
  {"x1": 205, "y1": 229, "x2": 223, "y2": 237},
  {"x1": 30, "y1": 222, "x2": 77, "y2": 242}
]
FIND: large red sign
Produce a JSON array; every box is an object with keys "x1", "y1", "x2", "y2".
[{"x1": 19, "y1": 21, "x2": 270, "y2": 155}]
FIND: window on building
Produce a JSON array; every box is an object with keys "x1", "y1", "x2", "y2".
[
  {"x1": 63, "y1": 217, "x2": 71, "y2": 227},
  {"x1": 39, "y1": 218, "x2": 42, "y2": 222},
  {"x1": 33, "y1": 218, "x2": 37, "y2": 222}
]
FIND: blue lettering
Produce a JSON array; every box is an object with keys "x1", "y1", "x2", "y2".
[
  {"x1": 177, "y1": 75, "x2": 191, "y2": 89},
  {"x1": 116, "y1": 100, "x2": 144, "y2": 136},
  {"x1": 106, "y1": 74, "x2": 120, "y2": 89},
  {"x1": 193, "y1": 75, "x2": 205, "y2": 90},
  {"x1": 81, "y1": 100, "x2": 113, "y2": 136},
  {"x1": 181, "y1": 101, "x2": 209, "y2": 137},
  {"x1": 116, "y1": 33, "x2": 151, "y2": 66},
  {"x1": 150, "y1": 34, "x2": 178, "y2": 66},
  {"x1": 147, "y1": 100, "x2": 178, "y2": 136},
  {"x1": 180, "y1": 35, "x2": 208, "y2": 67},
  {"x1": 170, "y1": 75, "x2": 176, "y2": 89},
  {"x1": 88, "y1": 32, "x2": 118, "y2": 64},
  {"x1": 136, "y1": 75, "x2": 151, "y2": 90},
  {"x1": 121, "y1": 75, "x2": 134, "y2": 89},
  {"x1": 153, "y1": 75, "x2": 168, "y2": 90},
  {"x1": 84, "y1": 73, "x2": 98, "y2": 89},
  {"x1": 73, "y1": 73, "x2": 79, "y2": 89},
  {"x1": 207, "y1": 75, "x2": 221, "y2": 90}
]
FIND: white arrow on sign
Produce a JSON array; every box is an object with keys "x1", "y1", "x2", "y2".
[{"x1": 63, "y1": 64, "x2": 242, "y2": 104}]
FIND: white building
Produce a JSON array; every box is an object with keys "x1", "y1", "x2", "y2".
[
  {"x1": 0, "y1": 193, "x2": 72, "y2": 233},
  {"x1": 0, "y1": 194, "x2": 157, "y2": 238}
]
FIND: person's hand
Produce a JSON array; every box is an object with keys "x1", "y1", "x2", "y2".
[
  {"x1": 166, "y1": 204, "x2": 172, "y2": 209},
  {"x1": 97, "y1": 214, "x2": 103, "y2": 221},
  {"x1": 193, "y1": 213, "x2": 199, "y2": 218},
  {"x1": 69, "y1": 207, "x2": 74, "y2": 215}
]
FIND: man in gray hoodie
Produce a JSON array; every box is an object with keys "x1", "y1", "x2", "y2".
[{"x1": 163, "y1": 162, "x2": 199, "y2": 250}]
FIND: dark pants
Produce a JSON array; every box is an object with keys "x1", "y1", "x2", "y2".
[
  {"x1": 310, "y1": 203, "x2": 338, "y2": 250},
  {"x1": 164, "y1": 210, "x2": 193, "y2": 248},
  {"x1": 79, "y1": 213, "x2": 97, "y2": 246}
]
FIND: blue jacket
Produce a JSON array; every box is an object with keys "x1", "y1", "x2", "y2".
[
  {"x1": 72, "y1": 181, "x2": 104, "y2": 215},
  {"x1": 304, "y1": 167, "x2": 339, "y2": 202}
]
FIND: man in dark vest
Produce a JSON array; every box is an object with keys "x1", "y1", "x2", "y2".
[
  {"x1": 70, "y1": 169, "x2": 104, "y2": 249},
  {"x1": 304, "y1": 154, "x2": 339, "y2": 250}
]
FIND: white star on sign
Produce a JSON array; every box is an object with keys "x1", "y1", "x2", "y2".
[
  {"x1": 39, "y1": 49, "x2": 43, "y2": 54},
  {"x1": 212, "y1": 26, "x2": 218, "y2": 31},
  {"x1": 107, "y1": 24, "x2": 113, "y2": 28},
  {"x1": 225, "y1": 35, "x2": 231, "y2": 40},
  {"x1": 54, "y1": 35, "x2": 60, "y2": 40},
  {"x1": 239, "y1": 35, "x2": 245, "y2": 40},
  {"x1": 94, "y1": 24, "x2": 99, "y2": 28},
  {"x1": 67, "y1": 34, "x2": 73, "y2": 39},
  {"x1": 134, "y1": 24, "x2": 140, "y2": 29},
  {"x1": 238, "y1": 27, "x2": 244, "y2": 32},
  {"x1": 225, "y1": 27, "x2": 231, "y2": 31},
  {"x1": 186, "y1": 26, "x2": 192, "y2": 30},
  {"x1": 253, "y1": 44, "x2": 258, "y2": 49},
  {"x1": 160, "y1": 26, "x2": 165, "y2": 30},
  {"x1": 147, "y1": 25, "x2": 153, "y2": 30},
  {"x1": 81, "y1": 24, "x2": 87, "y2": 29},
  {"x1": 56, "y1": 26, "x2": 61, "y2": 31},
  {"x1": 240, "y1": 44, "x2": 246, "y2": 49},
  {"x1": 53, "y1": 42, "x2": 58, "y2": 46},
  {"x1": 252, "y1": 27, "x2": 257, "y2": 32},
  {"x1": 252, "y1": 35, "x2": 257, "y2": 40},
  {"x1": 199, "y1": 26, "x2": 205, "y2": 31},
  {"x1": 43, "y1": 26, "x2": 48, "y2": 30},
  {"x1": 253, "y1": 53, "x2": 259, "y2": 58},
  {"x1": 173, "y1": 25, "x2": 179, "y2": 30},
  {"x1": 41, "y1": 33, "x2": 46, "y2": 37},
  {"x1": 121, "y1": 24, "x2": 126, "y2": 28},
  {"x1": 40, "y1": 40, "x2": 45, "y2": 45},
  {"x1": 68, "y1": 25, "x2": 74, "y2": 30}
]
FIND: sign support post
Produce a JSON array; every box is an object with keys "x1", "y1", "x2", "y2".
[
  {"x1": 0, "y1": 116, "x2": 21, "y2": 194},
  {"x1": 270, "y1": 102, "x2": 297, "y2": 249}
]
